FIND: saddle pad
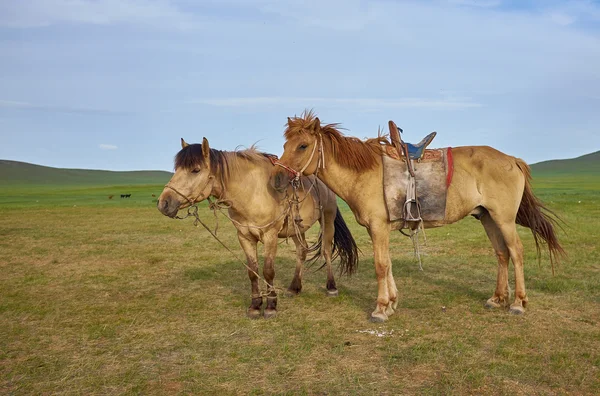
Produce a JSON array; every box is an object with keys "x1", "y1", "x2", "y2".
[{"x1": 382, "y1": 148, "x2": 451, "y2": 223}]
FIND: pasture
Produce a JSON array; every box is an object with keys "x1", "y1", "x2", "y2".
[{"x1": 1, "y1": 171, "x2": 599, "y2": 394}]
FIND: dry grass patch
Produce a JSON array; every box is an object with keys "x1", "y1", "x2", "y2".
[{"x1": 1, "y1": 185, "x2": 599, "y2": 394}]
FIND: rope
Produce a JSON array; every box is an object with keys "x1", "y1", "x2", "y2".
[
  {"x1": 207, "y1": 196, "x2": 291, "y2": 232},
  {"x1": 411, "y1": 227, "x2": 424, "y2": 271},
  {"x1": 175, "y1": 205, "x2": 285, "y2": 297},
  {"x1": 169, "y1": 136, "x2": 330, "y2": 297},
  {"x1": 400, "y1": 159, "x2": 427, "y2": 271},
  {"x1": 171, "y1": 174, "x2": 322, "y2": 298}
]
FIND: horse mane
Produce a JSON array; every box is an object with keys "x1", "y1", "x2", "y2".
[
  {"x1": 174, "y1": 144, "x2": 272, "y2": 183},
  {"x1": 284, "y1": 110, "x2": 391, "y2": 172}
]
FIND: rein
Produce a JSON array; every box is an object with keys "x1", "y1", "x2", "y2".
[
  {"x1": 167, "y1": 161, "x2": 321, "y2": 298},
  {"x1": 270, "y1": 133, "x2": 325, "y2": 182},
  {"x1": 164, "y1": 174, "x2": 214, "y2": 208},
  {"x1": 174, "y1": 204, "x2": 281, "y2": 296},
  {"x1": 270, "y1": 134, "x2": 326, "y2": 251}
]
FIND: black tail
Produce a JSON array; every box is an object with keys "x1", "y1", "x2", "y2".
[
  {"x1": 332, "y1": 208, "x2": 360, "y2": 276},
  {"x1": 306, "y1": 208, "x2": 360, "y2": 276}
]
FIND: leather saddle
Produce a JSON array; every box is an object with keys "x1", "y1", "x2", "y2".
[{"x1": 388, "y1": 121, "x2": 436, "y2": 161}]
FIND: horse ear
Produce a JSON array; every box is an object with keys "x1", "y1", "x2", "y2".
[
  {"x1": 181, "y1": 138, "x2": 189, "y2": 148},
  {"x1": 314, "y1": 117, "x2": 321, "y2": 133},
  {"x1": 202, "y1": 137, "x2": 210, "y2": 162},
  {"x1": 287, "y1": 117, "x2": 293, "y2": 126}
]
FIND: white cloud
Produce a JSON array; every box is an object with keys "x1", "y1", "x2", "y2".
[
  {"x1": 0, "y1": 99, "x2": 129, "y2": 115},
  {"x1": 187, "y1": 97, "x2": 482, "y2": 110},
  {"x1": 0, "y1": 100, "x2": 30, "y2": 108},
  {"x1": 99, "y1": 144, "x2": 118, "y2": 150},
  {"x1": 257, "y1": 0, "x2": 377, "y2": 31},
  {"x1": 549, "y1": 12, "x2": 576, "y2": 26},
  {"x1": 0, "y1": 0, "x2": 197, "y2": 29},
  {"x1": 447, "y1": 0, "x2": 502, "y2": 7}
]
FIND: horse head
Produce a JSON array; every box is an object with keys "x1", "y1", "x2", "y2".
[
  {"x1": 157, "y1": 137, "x2": 214, "y2": 218},
  {"x1": 270, "y1": 112, "x2": 323, "y2": 192}
]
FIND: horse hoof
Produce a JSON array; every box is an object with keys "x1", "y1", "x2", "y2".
[
  {"x1": 485, "y1": 298, "x2": 502, "y2": 309},
  {"x1": 370, "y1": 312, "x2": 388, "y2": 323},
  {"x1": 326, "y1": 289, "x2": 339, "y2": 297},
  {"x1": 247, "y1": 309, "x2": 261, "y2": 319},
  {"x1": 264, "y1": 309, "x2": 277, "y2": 319},
  {"x1": 286, "y1": 289, "x2": 300, "y2": 297},
  {"x1": 509, "y1": 305, "x2": 525, "y2": 315},
  {"x1": 385, "y1": 305, "x2": 395, "y2": 316}
]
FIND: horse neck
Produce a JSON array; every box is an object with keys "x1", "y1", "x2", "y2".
[
  {"x1": 211, "y1": 153, "x2": 273, "y2": 208},
  {"x1": 316, "y1": 156, "x2": 380, "y2": 208}
]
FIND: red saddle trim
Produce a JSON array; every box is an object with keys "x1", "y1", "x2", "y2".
[{"x1": 446, "y1": 147, "x2": 454, "y2": 187}]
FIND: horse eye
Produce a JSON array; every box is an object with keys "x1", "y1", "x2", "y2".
[
  {"x1": 298, "y1": 144, "x2": 308, "y2": 151},
  {"x1": 191, "y1": 168, "x2": 201, "y2": 174}
]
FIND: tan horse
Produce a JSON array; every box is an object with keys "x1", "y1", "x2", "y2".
[
  {"x1": 271, "y1": 111, "x2": 564, "y2": 322},
  {"x1": 158, "y1": 138, "x2": 359, "y2": 319}
]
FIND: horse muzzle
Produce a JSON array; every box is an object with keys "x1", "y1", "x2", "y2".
[
  {"x1": 270, "y1": 169, "x2": 290, "y2": 192},
  {"x1": 157, "y1": 194, "x2": 181, "y2": 218}
]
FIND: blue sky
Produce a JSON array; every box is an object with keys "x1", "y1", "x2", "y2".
[{"x1": 1, "y1": 0, "x2": 599, "y2": 171}]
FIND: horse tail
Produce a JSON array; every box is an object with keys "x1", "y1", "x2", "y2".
[
  {"x1": 515, "y1": 159, "x2": 566, "y2": 273},
  {"x1": 332, "y1": 208, "x2": 360, "y2": 276},
  {"x1": 306, "y1": 208, "x2": 360, "y2": 275}
]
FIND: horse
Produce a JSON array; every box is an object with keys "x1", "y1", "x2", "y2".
[
  {"x1": 270, "y1": 111, "x2": 564, "y2": 322},
  {"x1": 157, "y1": 137, "x2": 359, "y2": 319}
]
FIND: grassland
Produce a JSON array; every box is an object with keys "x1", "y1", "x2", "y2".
[
  {"x1": 0, "y1": 159, "x2": 172, "y2": 186},
  {"x1": 1, "y1": 159, "x2": 599, "y2": 395}
]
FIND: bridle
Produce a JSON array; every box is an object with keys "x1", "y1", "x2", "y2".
[
  {"x1": 164, "y1": 173, "x2": 215, "y2": 209},
  {"x1": 270, "y1": 133, "x2": 326, "y2": 183}
]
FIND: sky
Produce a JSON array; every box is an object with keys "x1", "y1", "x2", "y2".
[{"x1": 0, "y1": 0, "x2": 599, "y2": 172}]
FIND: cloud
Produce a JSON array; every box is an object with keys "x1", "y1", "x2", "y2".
[
  {"x1": 0, "y1": 0, "x2": 197, "y2": 29},
  {"x1": 187, "y1": 96, "x2": 482, "y2": 110},
  {"x1": 256, "y1": 0, "x2": 377, "y2": 31},
  {"x1": 99, "y1": 144, "x2": 118, "y2": 150},
  {"x1": 0, "y1": 100, "x2": 130, "y2": 115},
  {"x1": 447, "y1": 0, "x2": 501, "y2": 7},
  {"x1": 549, "y1": 12, "x2": 576, "y2": 26}
]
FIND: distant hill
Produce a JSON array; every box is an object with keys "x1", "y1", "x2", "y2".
[
  {"x1": 2, "y1": 150, "x2": 598, "y2": 187},
  {"x1": 0, "y1": 160, "x2": 172, "y2": 186},
  {"x1": 530, "y1": 150, "x2": 600, "y2": 176}
]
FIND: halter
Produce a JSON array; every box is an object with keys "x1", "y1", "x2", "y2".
[
  {"x1": 271, "y1": 133, "x2": 325, "y2": 182},
  {"x1": 164, "y1": 174, "x2": 215, "y2": 208}
]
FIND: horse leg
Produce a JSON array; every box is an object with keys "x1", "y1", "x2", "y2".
[
  {"x1": 481, "y1": 212, "x2": 510, "y2": 309},
  {"x1": 237, "y1": 232, "x2": 262, "y2": 319},
  {"x1": 263, "y1": 233, "x2": 279, "y2": 319},
  {"x1": 368, "y1": 224, "x2": 394, "y2": 322},
  {"x1": 493, "y1": 217, "x2": 528, "y2": 314},
  {"x1": 321, "y1": 210, "x2": 338, "y2": 297},
  {"x1": 387, "y1": 264, "x2": 399, "y2": 311},
  {"x1": 287, "y1": 234, "x2": 307, "y2": 296}
]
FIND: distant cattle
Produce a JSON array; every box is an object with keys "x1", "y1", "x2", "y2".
[
  {"x1": 121, "y1": 194, "x2": 131, "y2": 198},
  {"x1": 108, "y1": 195, "x2": 114, "y2": 199},
  {"x1": 152, "y1": 194, "x2": 156, "y2": 197}
]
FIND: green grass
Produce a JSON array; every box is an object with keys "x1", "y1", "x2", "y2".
[
  {"x1": 530, "y1": 150, "x2": 600, "y2": 176},
  {"x1": 0, "y1": 159, "x2": 172, "y2": 186},
  {"x1": 1, "y1": 160, "x2": 599, "y2": 394}
]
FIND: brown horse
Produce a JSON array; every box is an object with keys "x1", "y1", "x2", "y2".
[
  {"x1": 158, "y1": 138, "x2": 358, "y2": 319},
  {"x1": 271, "y1": 111, "x2": 564, "y2": 322}
]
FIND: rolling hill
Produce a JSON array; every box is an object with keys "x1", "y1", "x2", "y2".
[
  {"x1": 1, "y1": 149, "x2": 598, "y2": 187},
  {"x1": 530, "y1": 150, "x2": 600, "y2": 176},
  {"x1": 0, "y1": 159, "x2": 172, "y2": 186}
]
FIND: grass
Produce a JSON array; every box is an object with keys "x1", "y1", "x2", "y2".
[
  {"x1": 0, "y1": 159, "x2": 171, "y2": 186},
  {"x1": 530, "y1": 151, "x2": 600, "y2": 176},
  {"x1": 1, "y1": 171, "x2": 599, "y2": 394}
]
